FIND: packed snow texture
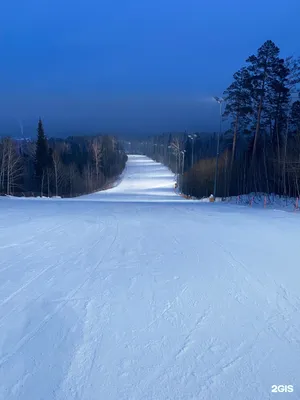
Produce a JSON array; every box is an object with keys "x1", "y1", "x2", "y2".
[{"x1": 0, "y1": 155, "x2": 300, "y2": 400}]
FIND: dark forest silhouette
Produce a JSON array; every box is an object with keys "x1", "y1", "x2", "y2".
[
  {"x1": 0, "y1": 119, "x2": 127, "y2": 197},
  {"x1": 133, "y1": 40, "x2": 300, "y2": 198}
]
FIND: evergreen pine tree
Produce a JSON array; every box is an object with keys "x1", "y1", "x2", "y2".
[
  {"x1": 246, "y1": 40, "x2": 282, "y2": 160},
  {"x1": 223, "y1": 67, "x2": 253, "y2": 170},
  {"x1": 35, "y1": 118, "x2": 48, "y2": 195}
]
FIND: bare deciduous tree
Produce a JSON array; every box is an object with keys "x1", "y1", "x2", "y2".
[
  {"x1": 90, "y1": 137, "x2": 103, "y2": 184},
  {"x1": 0, "y1": 137, "x2": 23, "y2": 195},
  {"x1": 52, "y1": 149, "x2": 65, "y2": 197}
]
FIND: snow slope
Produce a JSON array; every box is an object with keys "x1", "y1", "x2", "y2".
[{"x1": 0, "y1": 155, "x2": 300, "y2": 400}]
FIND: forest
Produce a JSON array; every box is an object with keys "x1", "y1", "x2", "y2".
[
  {"x1": 137, "y1": 40, "x2": 300, "y2": 199},
  {"x1": 0, "y1": 119, "x2": 127, "y2": 197},
  {"x1": 2, "y1": 40, "x2": 300, "y2": 200}
]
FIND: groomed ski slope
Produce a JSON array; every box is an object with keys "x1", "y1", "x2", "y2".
[{"x1": 0, "y1": 155, "x2": 300, "y2": 400}]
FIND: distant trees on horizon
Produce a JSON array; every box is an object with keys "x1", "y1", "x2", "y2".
[
  {"x1": 2, "y1": 39, "x2": 300, "y2": 200},
  {"x1": 0, "y1": 119, "x2": 127, "y2": 197}
]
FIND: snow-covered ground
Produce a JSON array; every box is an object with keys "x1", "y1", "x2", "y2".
[
  {"x1": 0, "y1": 155, "x2": 300, "y2": 400},
  {"x1": 201, "y1": 193, "x2": 300, "y2": 213}
]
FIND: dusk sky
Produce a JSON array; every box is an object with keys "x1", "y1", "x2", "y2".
[{"x1": 0, "y1": 0, "x2": 299, "y2": 137}]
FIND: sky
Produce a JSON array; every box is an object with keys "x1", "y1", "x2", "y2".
[{"x1": 0, "y1": 0, "x2": 299, "y2": 137}]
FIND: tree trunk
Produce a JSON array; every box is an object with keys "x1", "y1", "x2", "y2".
[
  {"x1": 6, "y1": 163, "x2": 10, "y2": 195},
  {"x1": 41, "y1": 170, "x2": 45, "y2": 197},
  {"x1": 252, "y1": 96, "x2": 263, "y2": 161},
  {"x1": 275, "y1": 120, "x2": 281, "y2": 191},
  {"x1": 229, "y1": 114, "x2": 239, "y2": 194},
  {"x1": 283, "y1": 117, "x2": 289, "y2": 195},
  {"x1": 252, "y1": 74, "x2": 266, "y2": 162},
  {"x1": 231, "y1": 114, "x2": 239, "y2": 171},
  {"x1": 54, "y1": 164, "x2": 58, "y2": 196},
  {"x1": 263, "y1": 134, "x2": 270, "y2": 193},
  {"x1": 47, "y1": 169, "x2": 50, "y2": 197}
]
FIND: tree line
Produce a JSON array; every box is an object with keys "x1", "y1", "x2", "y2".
[
  {"x1": 138, "y1": 40, "x2": 300, "y2": 198},
  {"x1": 0, "y1": 119, "x2": 127, "y2": 197}
]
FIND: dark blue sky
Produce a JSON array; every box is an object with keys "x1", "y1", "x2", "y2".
[{"x1": 0, "y1": 0, "x2": 299, "y2": 137}]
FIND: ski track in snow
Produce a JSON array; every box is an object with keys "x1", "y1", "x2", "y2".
[{"x1": 1, "y1": 155, "x2": 300, "y2": 399}]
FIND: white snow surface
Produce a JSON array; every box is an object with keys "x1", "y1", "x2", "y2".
[{"x1": 0, "y1": 155, "x2": 300, "y2": 400}]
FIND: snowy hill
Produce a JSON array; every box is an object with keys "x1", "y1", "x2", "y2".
[{"x1": 0, "y1": 155, "x2": 299, "y2": 399}]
